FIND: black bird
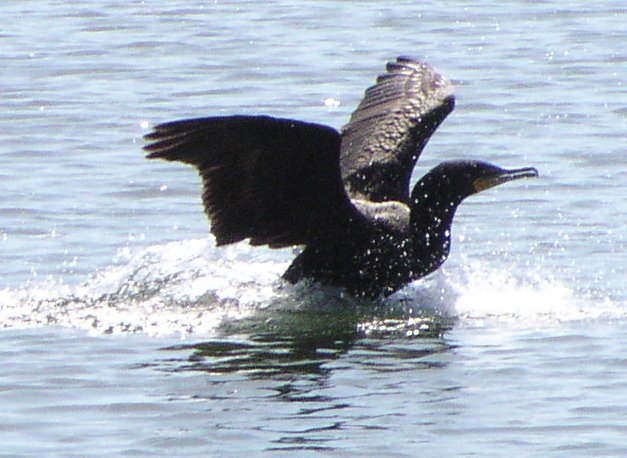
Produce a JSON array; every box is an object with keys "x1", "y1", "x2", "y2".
[{"x1": 144, "y1": 57, "x2": 538, "y2": 298}]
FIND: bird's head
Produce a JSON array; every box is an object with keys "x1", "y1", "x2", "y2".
[{"x1": 411, "y1": 160, "x2": 538, "y2": 209}]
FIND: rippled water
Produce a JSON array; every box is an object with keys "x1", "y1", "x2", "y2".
[{"x1": 1, "y1": 1, "x2": 626, "y2": 456}]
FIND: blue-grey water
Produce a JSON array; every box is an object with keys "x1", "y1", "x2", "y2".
[{"x1": 1, "y1": 1, "x2": 626, "y2": 456}]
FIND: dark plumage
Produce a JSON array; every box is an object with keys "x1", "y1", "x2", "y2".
[{"x1": 144, "y1": 57, "x2": 538, "y2": 298}]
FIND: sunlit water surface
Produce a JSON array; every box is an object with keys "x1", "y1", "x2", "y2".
[{"x1": 1, "y1": 1, "x2": 626, "y2": 456}]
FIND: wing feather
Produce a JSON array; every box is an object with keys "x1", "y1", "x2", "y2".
[
  {"x1": 340, "y1": 57, "x2": 455, "y2": 203},
  {"x1": 144, "y1": 115, "x2": 359, "y2": 248}
]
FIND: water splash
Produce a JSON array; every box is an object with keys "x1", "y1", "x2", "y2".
[
  {"x1": 0, "y1": 240, "x2": 623, "y2": 336},
  {"x1": 0, "y1": 239, "x2": 284, "y2": 335},
  {"x1": 446, "y1": 259, "x2": 623, "y2": 325}
]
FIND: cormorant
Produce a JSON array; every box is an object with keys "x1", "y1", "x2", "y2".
[{"x1": 143, "y1": 57, "x2": 538, "y2": 298}]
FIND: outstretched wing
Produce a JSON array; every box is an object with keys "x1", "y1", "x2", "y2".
[
  {"x1": 144, "y1": 115, "x2": 360, "y2": 248},
  {"x1": 340, "y1": 57, "x2": 455, "y2": 203}
]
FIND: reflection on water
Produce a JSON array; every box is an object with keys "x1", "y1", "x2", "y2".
[
  {"x1": 164, "y1": 336, "x2": 353, "y2": 379},
  {"x1": 158, "y1": 328, "x2": 454, "y2": 452},
  {"x1": 164, "y1": 331, "x2": 451, "y2": 378}
]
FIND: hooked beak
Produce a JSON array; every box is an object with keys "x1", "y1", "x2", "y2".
[{"x1": 473, "y1": 167, "x2": 539, "y2": 192}]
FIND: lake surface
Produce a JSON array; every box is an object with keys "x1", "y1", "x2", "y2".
[{"x1": 1, "y1": 1, "x2": 626, "y2": 456}]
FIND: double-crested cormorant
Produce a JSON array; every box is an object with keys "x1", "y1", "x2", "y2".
[{"x1": 144, "y1": 57, "x2": 538, "y2": 298}]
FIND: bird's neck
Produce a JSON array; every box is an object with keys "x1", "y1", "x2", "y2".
[{"x1": 409, "y1": 182, "x2": 464, "y2": 276}]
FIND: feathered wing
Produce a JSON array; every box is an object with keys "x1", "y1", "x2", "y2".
[
  {"x1": 144, "y1": 115, "x2": 361, "y2": 248},
  {"x1": 340, "y1": 57, "x2": 455, "y2": 203}
]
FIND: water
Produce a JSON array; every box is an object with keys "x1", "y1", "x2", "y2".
[{"x1": 1, "y1": 1, "x2": 626, "y2": 456}]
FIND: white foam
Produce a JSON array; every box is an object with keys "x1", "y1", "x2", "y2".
[
  {"x1": 445, "y1": 260, "x2": 624, "y2": 326},
  {"x1": 0, "y1": 239, "x2": 290, "y2": 336},
  {"x1": 1, "y1": 241, "x2": 623, "y2": 336}
]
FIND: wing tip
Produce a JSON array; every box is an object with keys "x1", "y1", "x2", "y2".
[{"x1": 386, "y1": 56, "x2": 426, "y2": 72}]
